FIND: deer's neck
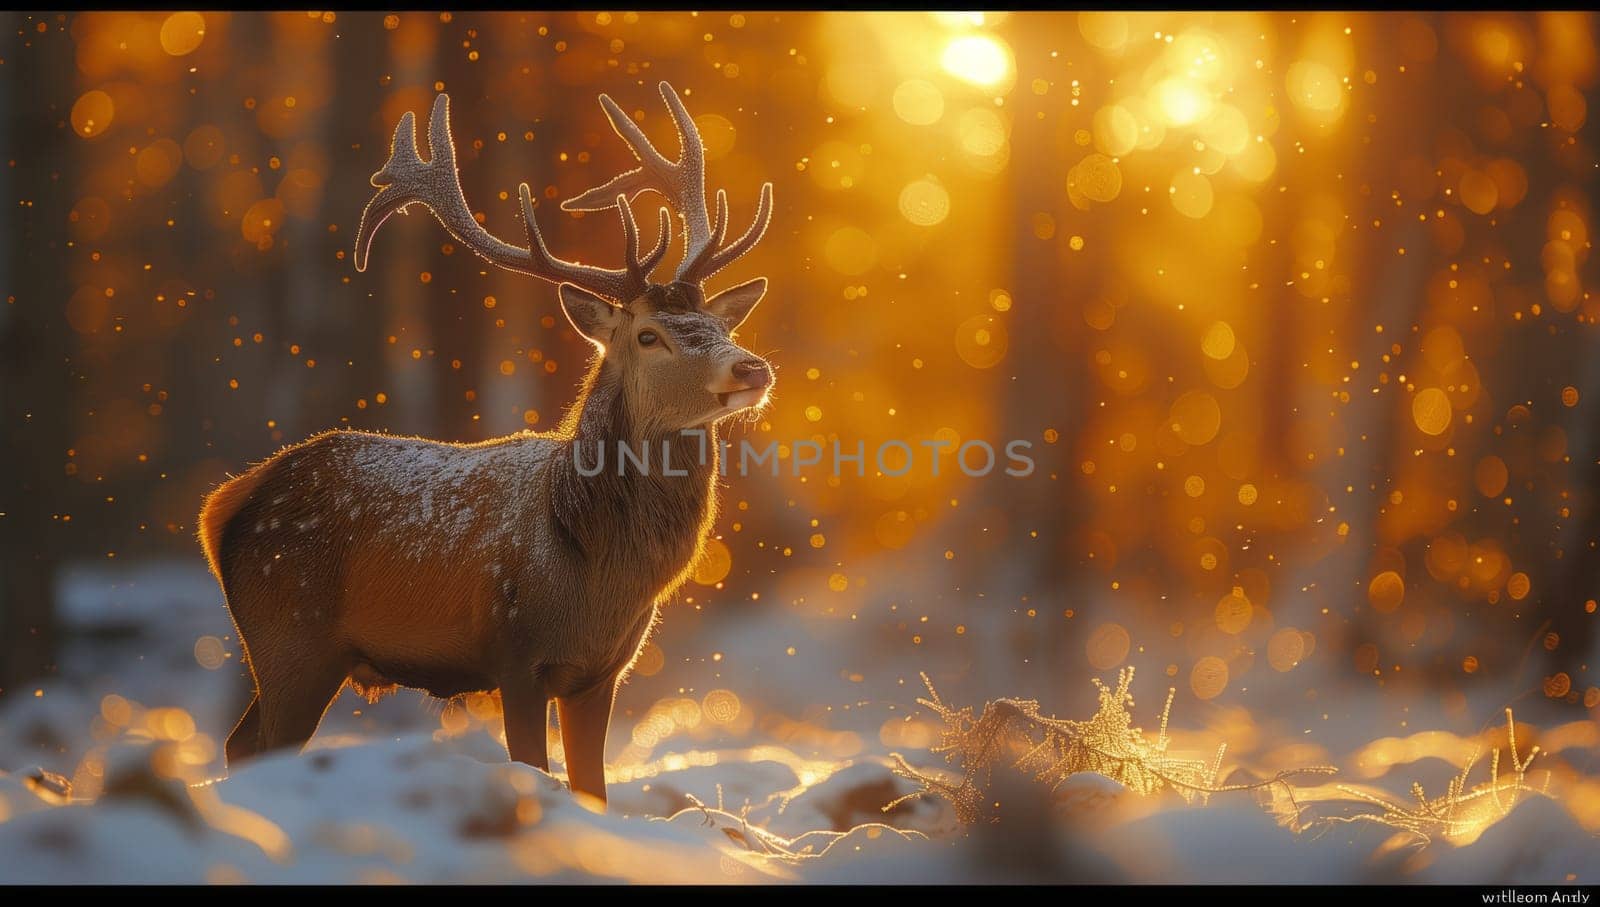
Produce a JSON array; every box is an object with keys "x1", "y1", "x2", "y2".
[{"x1": 548, "y1": 360, "x2": 720, "y2": 576}]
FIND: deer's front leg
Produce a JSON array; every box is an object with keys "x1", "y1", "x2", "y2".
[
  {"x1": 500, "y1": 670, "x2": 549, "y2": 771},
  {"x1": 556, "y1": 674, "x2": 619, "y2": 806}
]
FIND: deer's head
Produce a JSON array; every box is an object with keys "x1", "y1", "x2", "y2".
[{"x1": 354, "y1": 82, "x2": 775, "y2": 433}]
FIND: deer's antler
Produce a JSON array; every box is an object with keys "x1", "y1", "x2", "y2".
[
  {"x1": 561, "y1": 82, "x2": 773, "y2": 288},
  {"x1": 354, "y1": 94, "x2": 669, "y2": 302}
]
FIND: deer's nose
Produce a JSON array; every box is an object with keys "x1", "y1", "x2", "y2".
[{"x1": 731, "y1": 358, "x2": 771, "y2": 389}]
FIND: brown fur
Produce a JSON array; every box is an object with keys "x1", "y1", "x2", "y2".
[
  {"x1": 201, "y1": 283, "x2": 771, "y2": 805},
  {"x1": 198, "y1": 467, "x2": 272, "y2": 582}
]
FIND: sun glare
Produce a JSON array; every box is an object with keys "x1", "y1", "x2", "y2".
[{"x1": 941, "y1": 34, "x2": 1013, "y2": 87}]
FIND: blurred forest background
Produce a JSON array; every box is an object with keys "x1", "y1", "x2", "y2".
[{"x1": 1, "y1": 11, "x2": 1597, "y2": 786}]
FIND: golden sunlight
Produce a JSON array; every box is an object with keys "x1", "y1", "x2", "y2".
[{"x1": 940, "y1": 34, "x2": 1013, "y2": 88}]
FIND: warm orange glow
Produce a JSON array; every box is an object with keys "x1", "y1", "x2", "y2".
[
  {"x1": 941, "y1": 34, "x2": 1013, "y2": 87},
  {"x1": 4, "y1": 10, "x2": 1597, "y2": 884}
]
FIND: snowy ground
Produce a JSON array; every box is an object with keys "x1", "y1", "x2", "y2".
[{"x1": 0, "y1": 559, "x2": 1595, "y2": 883}]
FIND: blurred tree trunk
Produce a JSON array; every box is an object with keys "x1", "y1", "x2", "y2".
[
  {"x1": 378, "y1": 16, "x2": 439, "y2": 437},
  {"x1": 470, "y1": 55, "x2": 536, "y2": 443},
  {"x1": 988, "y1": 16, "x2": 1085, "y2": 698},
  {"x1": 262, "y1": 13, "x2": 334, "y2": 442},
  {"x1": 329, "y1": 16, "x2": 388, "y2": 434},
  {"x1": 1551, "y1": 327, "x2": 1600, "y2": 674},
  {"x1": 1275, "y1": 20, "x2": 1438, "y2": 649},
  {"x1": 0, "y1": 23, "x2": 73, "y2": 692},
  {"x1": 429, "y1": 23, "x2": 487, "y2": 442}
]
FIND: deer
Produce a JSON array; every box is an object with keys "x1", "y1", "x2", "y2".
[{"x1": 196, "y1": 82, "x2": 775, "y2": 807}]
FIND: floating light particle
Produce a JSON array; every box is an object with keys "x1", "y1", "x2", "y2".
[
  {"x1": 1092, "y1": 104, "x2": 1138, "y2": 156},
  {"x1": 71, "y1": 90, "x2": 115, "y2": 138},
  {"x1": 1474, "y1": 455, "x2": 1508, "y2": 498},
  {"x1": 1544, "y1": 672, "x2": 1571, "y2": 699},
  {"x1": 955, "y1": 314, "x2": 1008, "y2": 369},
  {"x1": 1231, "y1": 138, "x2": 1277, "y2": 182},
  {"x1": 135, "y1": 139, "x2": 182, "y2": 187},
  {"x1": 702, "y1": 689, "x2": 740, "y2": 724},
  {"x1": 1191, "y1": 656, "x2": 1229, "y2": 699},
  {"x1": 1458, "y1": 169, "x2": 1498, "y2": 214},
  {"x1": 959, "y1": 108, "x2": 1007, "y2": 157},
  {"x1": 1201, "y1": 321, "x2": 1236, "y2": 359},
  {"x1": 1506, "y1": 571, "x2": 1530, "y2": 601},
  {"x1": 898, "y1": 179, "x2": 950, "y2": 226},
  {"x1": 892, "y1": 79, "x2": 944, "y2": 125},
  {"x1": 1547, "y1": 83, "x2": 1587, "y2": 132},
  {"x1": 1086, "y1": 622, "x2": 1131, "y2": 669},
  {"x1": 1268, "y1": 628, "x2": 1306, "y2": 671},
  {"x1": 1286, "y1": 59, "x2": 1345, "y2": 114},
  {"x1": 1199, "y1": 104, "x2": 1250, "y2": 155},
  {"x1": 693, "y1": 537, "x2": 731, "y2": 585},
  {"x1": 1168, "y1": 390, "x2": 1221, "y2": 445},
  {"x1": 1412, "y1": 387, "x2": 1452, "y2": 435},
  {"x1": 1078, "y1": 12, "x2": 1128, "y2": 51},
  {"x1": 1368, "y1": 571, "x2": 1405, "y2": 613},
  {"x1": 193, "y1": 635, "x2": 226, "y2": 669},
  {"x1": 1215, "y1": 587, "x2": 1252, "y2": 634},
  {"x1": 1069, "y1": 153, "x2": 1122, "y2": 203},
  {"x1": 1169, "y1": 170, "x2": 1214, "y2": 218}
]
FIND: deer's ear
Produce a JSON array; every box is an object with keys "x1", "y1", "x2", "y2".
[
  {"x1": 559, "y1": 284, "x2": 621, "y2": 345},
  {"x1": 704, "y1": 277, "x2": 767, "y2": 331}
]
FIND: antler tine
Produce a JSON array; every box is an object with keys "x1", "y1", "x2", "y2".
[
  {"x1": 614, "y1": 194, "x2": 674, "y2": 299},
  {"x1": 552, "y1": 82, "x2": 772, "y2": 291},
  {"x1": 356, "y1": 93, "x2": 635, "y2": 301},
  {"x1": 618, "y1": 193, "x2": 641, "y2": 275},
  {"x1": 559, "y1": 93, "x2": 689, "y2": 214},
  {"x1": 557, "y1": 82, "x2": 717, "y2": 283},
  {"x1": 516, "y1": 183, "x2": 637, "y2": 300},
  {"x1": 654, "y1": 82, "x2": 713, "y2": 275},
  {"x1": 694, "y1": 181, "x2": 774, "y2": 285},
  {"x1": 639, "y1": 206, "x2": 672, "y2": 276},
  {"x1": 681, "y1": 189, "x2": 730, "y2": 283}
]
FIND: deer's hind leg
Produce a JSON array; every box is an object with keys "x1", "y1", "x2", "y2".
[
  {"x1": 225, "y1": 584, "x2": 351, "y2": 763},
  {"x1": 225, "y1": 696, "x2": 262, "y2": 769},
  {"x1": 249, "y1": 642, "x2": 351, "y2": 756}
]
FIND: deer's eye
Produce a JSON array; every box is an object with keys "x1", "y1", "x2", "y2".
[{"x1": 637, "y1": 330, "x2": 660, "y2": 348}]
